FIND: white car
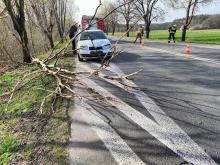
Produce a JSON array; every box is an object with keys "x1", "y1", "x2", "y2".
[{"x1": 77, "y1": 30, "x2": 112, "y2": 61}]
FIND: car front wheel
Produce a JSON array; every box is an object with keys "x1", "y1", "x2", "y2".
[{"x1": 78, "y1": 54, "x2": 84, "y2": 62}]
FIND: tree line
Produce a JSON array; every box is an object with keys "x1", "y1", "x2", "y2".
[
  {"x1": 128, "y1": 14, "x2": 220, "y2": 30},
  {"x1": 0, "y1": 0, "x2": 215, "y2": 64},
  {"x1": 0, "y1": 0, "x2": 76, "y2": 63},
  {"x1": 174, "y1": 14, "x2": 220, "y2": 30},
  {"x1": 98, "y1": 0, "x2": 214, "y2": 41}
]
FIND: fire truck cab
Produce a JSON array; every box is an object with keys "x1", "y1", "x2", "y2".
[{"x1": 81, "y1": 15, "x2": 105, "y2": 31}]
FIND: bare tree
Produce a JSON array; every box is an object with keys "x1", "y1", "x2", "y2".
[
  {"x1": 29, "y1": 0, "x2": 56, "y2": 48},
  {"x1": 2, "y1": 0, "x2": 32, "y2": 63},
  {"x1": 168, "y1": 0, "x2": 213, "y2": 41},
  {"x1": 54, "y1": 0, "x2": 68, "y2": 42},
  {"x1": 98, "y1": 0, "x2": 118, "y2": 35},
  {"x1": 65, "y1": 0, "x2": 78, "y2": 31},
  {"x1": 135, "y1": 0, "x2": 164, "y2": 38},
  {"x1": 117, "y1": 0, "x2": 136, "y2": 37}
]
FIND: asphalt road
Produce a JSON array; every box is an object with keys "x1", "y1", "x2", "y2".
[{"x1": 69, "y1": 38, "x2": 220, "y2": 165}]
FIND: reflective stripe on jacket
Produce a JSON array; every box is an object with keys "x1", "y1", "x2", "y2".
[{"x1": 169, "y1": 26, "x2": 177, "y2": 34}]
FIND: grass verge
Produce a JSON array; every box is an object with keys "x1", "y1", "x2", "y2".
[
  {"x1": 112, "y1": 29, "x2": 220, "y2": 45},
  {"x1": 0, "y1": 42, "x2": 75, "y2": 165}
]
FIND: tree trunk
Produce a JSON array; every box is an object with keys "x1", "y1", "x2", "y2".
[
  {"x1": 47, "y1": 33, "x2": 54, "y2": 48},
  {"x1": 3, "y1": 0, "x2": 32, "y2": 63},
  {"x1": 19, "y1": 17, "x2": 31, "y2": 63},
  {"x1": 58, "y1": 26, "x2": 64, "y2": 42},
  {"x1": 22, "y1": 47, "x2": 31, "y2": 63},
  {"x1": 112, "y1": 24, "x2": 115, "y2": 36},
  {"x1": 182, "y1": 25, "x2": 187, "y2": 42},
  {"x1": 182, "y1": 1, "x2": 191, "y2": 42},
  {"x1": 126, "y1": 21, "x2": 129, "y2": 37},
  {"x1": 145, "y1": 24, "x2": 150, "y2": 39},
  {"x1": 20, "y1": 31, "x2": 32, "y2": 63},
  {"x1": 106, "y1": 24, "x2": 109, "y2": 35},
  {"x1": 54, "y1": 0, "x2": 66, "y2": 43}
]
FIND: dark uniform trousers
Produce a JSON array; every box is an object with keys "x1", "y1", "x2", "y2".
[
  {"x1": 169, "y1": 33, "x2": 175, "y2": 41},
  {"x1": 134, "y1": 32, "x2": 142, "y2": 43}
]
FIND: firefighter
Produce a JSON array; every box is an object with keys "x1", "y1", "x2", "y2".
[
  {"x1": 134, "y1": 27, "x2": 143, "y2": 44},
  {"x1": 69, "y1": 25, "x2": 78, "y2": 54},
  {"x1": 168, "y1": 25, "x2": 177, "y2": 43}
]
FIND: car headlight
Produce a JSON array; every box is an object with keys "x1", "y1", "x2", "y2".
[
  {"x1": 103, "y1": 44, "x2": 111, "y2": 50},
  {"x1": 80, "y1": 46, "x2": 88, "y2": 50}
]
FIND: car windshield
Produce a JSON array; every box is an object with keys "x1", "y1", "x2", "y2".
[{"x1": 80, "y1": 31, "x2": 107, "y2": 40}]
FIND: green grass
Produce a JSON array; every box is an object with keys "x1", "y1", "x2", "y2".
[
  {"x1": 0, "y1": 71, "x2": 24, "y2": 95},
  {"x1": 0, "y1": 134, "x2": 17, "y2": 165},
  {"x1": 0, "y1": 41, "x2": 74, "y2": 164},
  {"x1": 0, "y1": 70, "x2": 69, "y2": 164},
  {"x1": 37, "y1": 40, "x2": 70, "y2": 60},
  {"x1": 4, "y1": 73, "x2": 55, "y2": 114},
  {"x1": 0, "y1": 72, "x2": 23, "y2": 83},
  {"x1": 0, "y1": 66, "x2": 47, "y2": 114},
  {"x1": 112, "y1": 29, "x2": 220, "y2": 45}
]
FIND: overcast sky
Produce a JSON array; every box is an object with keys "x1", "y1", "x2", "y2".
[{"x1": 74, "y1": 0, "x2": 220, "y2": 23}]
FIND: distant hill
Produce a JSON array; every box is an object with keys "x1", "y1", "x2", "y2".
[{"x1": 151, "y1": 14, "x2": 220, "y2": 30}]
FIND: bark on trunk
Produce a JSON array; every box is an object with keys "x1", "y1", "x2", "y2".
[
  {"x1": 106, "y1": 24, "x2": 109, "y2": 35},
  {"x1": 20, "y1": 31, "x2": 31, "y2": 63},
  {"x1": 47, "y1": 34, "x2": 54, "y2": 48},
  {"x1": 182, "y1": 1, "x2": 191, "y2": 42},
  {"x1": 58, "y1": 29, "x2": 64, "y2": 43},
  {"x1": 112, "y1": 27, "x2": 115, "y2": 36},
  {"x1": 126, "y1": 21, "x2": 129, "y2": 37},
  {"x1": 145, "y1": 24, "x2": 150, "y2": 39},
  {"x1": 112, "y1": 23, "x2": 116, "y2": 36},
  {"x1": 182, "y1": 25, "x2": 187, "y2": 42}
]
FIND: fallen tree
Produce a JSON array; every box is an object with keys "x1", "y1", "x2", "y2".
[
  {"x1": 0, "y1": 1, "x2": 146, "y2": 163},
  {"x1": 1, "y1": 0, "x2": 145, "y2": 114}
]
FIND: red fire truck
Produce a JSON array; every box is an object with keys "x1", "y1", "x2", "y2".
[{"x1": 81, "y1": 15, "x2": 105, "y2": 31}]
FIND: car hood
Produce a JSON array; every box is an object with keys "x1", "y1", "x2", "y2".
[{"x1": 78, "y1": 39, "x2": 111, "y2": 47}]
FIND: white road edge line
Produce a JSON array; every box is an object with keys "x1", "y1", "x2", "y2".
[
  {"x1": 75, "y1": 98, "x2": 146, "y2": 165},
  {"x1": 80, "y1": 62, "x2": 217, "y2": 165}
]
